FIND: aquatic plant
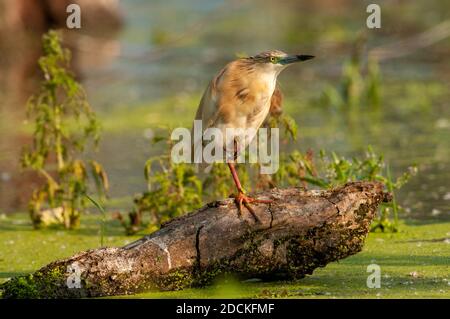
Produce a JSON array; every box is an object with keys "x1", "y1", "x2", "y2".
[
  {"x1": 318, "y1": 34, "x2": 382, "y2": 110},
  {"x1": 21, "y1": 30, "x2": 108, "y2": 229}
]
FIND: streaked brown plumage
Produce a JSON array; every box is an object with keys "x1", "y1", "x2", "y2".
[
  {"x1": 269, "y1": 86, "x2": 283, "y2": 117},
  {"x1": 192, "y1": 50, "x2": 314, "y2": 219}
]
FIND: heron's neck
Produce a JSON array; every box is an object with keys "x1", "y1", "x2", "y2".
[{"x1": 255, "y1": 70, "x2": 278, "y2": 93}]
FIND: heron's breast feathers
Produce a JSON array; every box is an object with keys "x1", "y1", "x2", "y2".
[{"x1": 196, "y1": 59, "x2": 279, "y2": 132}]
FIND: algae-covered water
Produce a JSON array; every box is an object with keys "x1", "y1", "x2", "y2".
[{"x1": 0, "y1": 0, "x2": 449, "y2": 298}]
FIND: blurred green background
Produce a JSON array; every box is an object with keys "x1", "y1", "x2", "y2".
[{"x1": 1, "y1": 0, "x2": 448, "y2": 221}]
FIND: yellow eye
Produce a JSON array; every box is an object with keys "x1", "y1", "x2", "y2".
[{"x1": 270, "y1": 56, "x2": 276, "y2": 63}]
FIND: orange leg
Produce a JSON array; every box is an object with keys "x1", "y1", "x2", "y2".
[{"x1": 227, "y1": 162, "x2": 272, "y2": 221}]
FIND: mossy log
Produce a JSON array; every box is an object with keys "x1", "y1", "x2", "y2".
[{"x1": 1, "y1": 181, "x2": 391, "y2": 298}]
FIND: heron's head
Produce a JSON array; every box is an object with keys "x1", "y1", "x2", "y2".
[{"x1": 246, "y1": 50, "x2": 314, "y2": 76}]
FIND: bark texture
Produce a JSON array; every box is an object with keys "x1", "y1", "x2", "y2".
[{"x1": 1, "y1": 181, "x2": 391, "y2": 298}]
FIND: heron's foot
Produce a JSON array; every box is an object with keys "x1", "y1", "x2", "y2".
[{"x1": 230, "y1": 191, "x2": 273, "y2": 222}]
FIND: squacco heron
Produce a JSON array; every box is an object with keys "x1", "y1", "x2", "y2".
[{"x1": 192, "y1": 50, "x2": 314, "y2": 219}]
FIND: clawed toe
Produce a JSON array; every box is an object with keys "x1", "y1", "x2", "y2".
[{"x1": 231, "y1": 192, "x2": 273, "y2": 222}]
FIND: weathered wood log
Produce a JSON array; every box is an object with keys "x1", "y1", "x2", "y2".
[{"x1": 1, "y1": 181, "x2": 391, "y2": 298}]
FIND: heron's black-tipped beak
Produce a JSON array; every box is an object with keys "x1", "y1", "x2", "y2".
[{"x1": 280, "y1": 54, "x2": 315, "y2": 65}]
